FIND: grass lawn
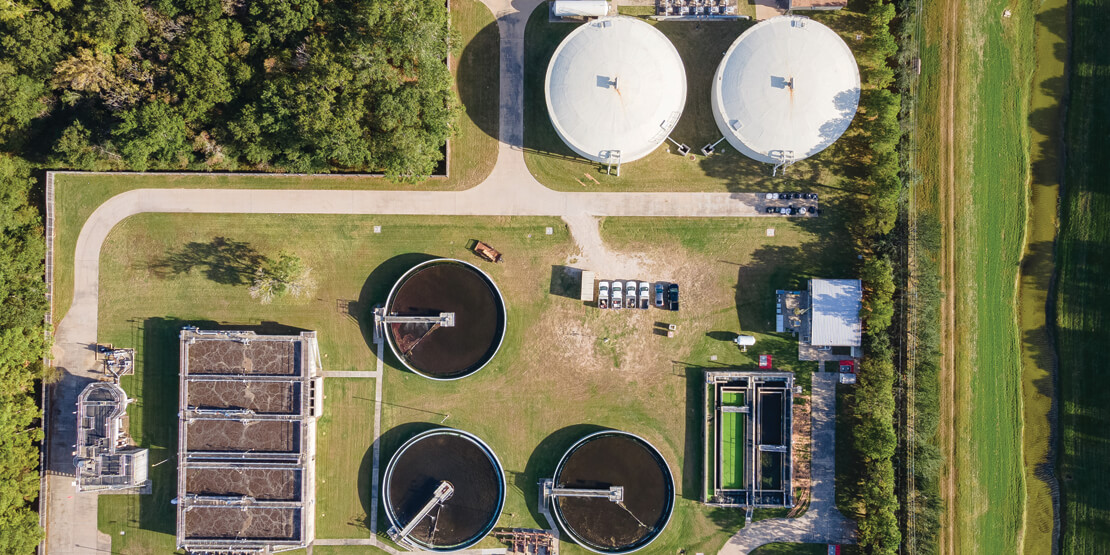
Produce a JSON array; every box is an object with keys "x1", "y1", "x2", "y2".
[
  {"x1": 50, "y1": 0, "x2": 498, "y2": 327},
  {"x1": 918, "y1": 0, "x2": 1039, "y2": 548},
  {"x1": 316, "y1": 378, "x2": 378, "y2": 539},
  {"x1": 1055, "y1": 0, "x2": 1110, "y2": 549},
  {"x1": 82, "y1": 201, "x2": 853, "y2": 553},
  {"x1": 721, "y1": 391, "x2": 746, "y2": 489},
  {"x1": 521, "y1": 2, "x2": 873, "y2": 192}
]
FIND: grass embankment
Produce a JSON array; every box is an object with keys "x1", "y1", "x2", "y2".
[
  {"x1": 1056, "y1": 0, "x2": 1110, "y2": 549},
  {"x1": 50, "y1": 0, "x2": 498, "y2": 326},
  {"x1": 521, "y1": 2, "x2": 874, "y2": 192},
  {"x1": 83, "y1": 210, "x2": 852, "y2": 553},
  {"x1": 920, "y1": 0, "x2": 1041, "y2": 549}
]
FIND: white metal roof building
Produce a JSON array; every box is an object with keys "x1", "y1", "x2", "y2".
[
  {"x1": 545, "y1": 16, "x2": 687, "y2": 165},
  {"x1": 711, "y1": 16, "x2": 860, "y2": 167},
  {"x1": 808, "y1": 279, "x2": 862, "y2": 347}
]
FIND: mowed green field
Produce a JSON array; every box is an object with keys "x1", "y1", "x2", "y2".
[
  {"x1": 918, "y1": 0, "x2": 1038, "y2": 549},
  {"x1": 1056, "y1": 0, "x2": 1110, "y2": 549},
  {"x1": 315, "y1": 379, "x2": 378, "y2": 539},
  {"x1": 958, "y1": 0, "x2": 1033, "y2": 550},
  {"x1": 521, "y1": 2, "x2": 872, "y2": 193},
  {"x1": 721, "y1": 391, "x2": 746, "y2": 489}
]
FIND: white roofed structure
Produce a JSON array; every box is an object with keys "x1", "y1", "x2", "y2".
[
  {"x1": 711, "y1": 16, "x2": 860, "y2": 166},
  {"x1": 545, "y1": 17, "x2": 687, "y2": 165},
  {"x1": 552, "y1": 0, "x2": 610, "y2": 18},
  {"x1": 808, "y1": 279, "x2": 862, "y2": 347}
]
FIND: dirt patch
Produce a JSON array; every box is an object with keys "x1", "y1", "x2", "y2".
[
  {"x1": 789, "y1": 395, "x2": 812, "y2": 517},
  {"x1": 520, "y1": 238, "x2": 724, "y2": 386}
]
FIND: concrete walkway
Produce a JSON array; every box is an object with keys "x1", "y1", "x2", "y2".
[
  {"x1": 718, "y1": 372, "x2": 856, "y2": 553},
  {"x1": 42, "y1": 0, "x2": 795, "y2": 552}
]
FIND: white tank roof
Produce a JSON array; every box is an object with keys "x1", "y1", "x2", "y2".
[
  {"x1": 545, "y1": 17, "x2": 687, "y2": 163},
  {"x1": 712, "y1": 16, "x2": 860, "y2": 164}
]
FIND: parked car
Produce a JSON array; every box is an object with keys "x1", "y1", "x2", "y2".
[
  {"x1": 765, "y1": 192, "x2": 777, "y2": 200},
  {"x1": 667, "y1": 283, "x2": 679, "y2": 311},
  {"x1": 808, "y1": 206, "x2": 817, "y2": 214},
  {"x1": 612, "y1": 281, "x2": 623, "y2": 309},
  {"x1": 779, "y1": 207, "x2": 791, "y2": 215},
  {"x1": 766, "y1": 206, "x2": 777, "y2": 214},
  {"x1": 597, "y1": 280, "x2": 610, "y2": 309},
  {"x1": 778, "y1": 192, "x2": 789, "y2": 200},
  {"x1": 638, "y1": 282, "x2": 650, "y2": 309},
  {"x1": 655, "y1": 282, "x2": 665, "y2": 307},
  {"x1": 625, "y1": 281, "x2": 637, "y2": 309},
  {"x1": 791, "y1": 192, "x2": 801, "y2": 199},
  {"x1": 808, "y1": 193, "x2": 819, "y2": 200}
]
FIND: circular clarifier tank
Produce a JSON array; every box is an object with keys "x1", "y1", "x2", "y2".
[
  {"x1": 383, "y1": 428, "x2": 506, "y2": 551},
  {"x1": 383, "y1": 258, "x2": 506, "y2": 380},
  {"x1": 551, "y1": 431, "x2": 675, "y2": 553}
]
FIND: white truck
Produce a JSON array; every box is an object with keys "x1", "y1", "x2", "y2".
[
  {"x1": 597, "y1": 280, "x2": 610, "y2": 309},
  {"x1": 638, "y1": 282, "x2": 650, "y2": 309},
  {"x1": 612, "y1": 281, "x2": 624, "y2": 309}
]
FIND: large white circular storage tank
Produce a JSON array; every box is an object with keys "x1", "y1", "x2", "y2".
[
  {"x1": 545, "y1": 16, "x2": 687, "y2": 164},
  {"x1": 711, "y1": 16, "x2": 860, "y2": 165}
]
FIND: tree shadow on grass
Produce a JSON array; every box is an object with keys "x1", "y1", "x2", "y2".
[
  {"x1": 147, "y1": 236, "x2": 266, "y2": 285},
  {"x1": 457, "y1": 18, "x2": 500, "y2": 141},
  {"x1": 135, "y1": 317, "x2": 218, "y2": 535},
  {"x1": 682, "y1": 365, "x2": 706, "y2": 502},
  {"x1": 516, "y1": 424, "x2": 609, "y2": 527}
]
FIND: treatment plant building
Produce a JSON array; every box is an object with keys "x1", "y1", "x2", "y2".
[
  {"x1": 545, "y1": 16, "x2": 686, "y2": 172},
  {"x1": 175, "y1": 329, "x2": 321, "y2": 554},
  {"x1": 711, "y1": 16, "x2": 860, "y2": 171},
  {"x1": 703, "y1": 370, "x2": 795, "y2": 509}
]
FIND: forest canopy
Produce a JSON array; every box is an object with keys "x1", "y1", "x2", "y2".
[{"x1": 0, "y1": 0, "x2": 459, "y2": 178}]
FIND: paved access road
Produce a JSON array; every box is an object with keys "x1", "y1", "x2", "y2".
[
  {"x1": 718, "y1": 372, "x2": 857, "y2": 553},
  {"x1": 42, "y1": 0, "x2": 815, "y2": 552}
]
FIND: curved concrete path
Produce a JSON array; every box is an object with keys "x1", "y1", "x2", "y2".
[
  {"x1": 719, "y1": 373, "x2": 857, "y2": 553},
  {"x1": 42, "y1": 0, "x2": 797, "y2": 552}
]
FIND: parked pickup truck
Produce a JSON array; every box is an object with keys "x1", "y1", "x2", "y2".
[
  {"x1": 638, "y1": 282, "x2": 650, "y2": 309},
  {"x1": 597, "y1": 280, "x2": 610, "y2": 309},
  {"x1": 612, "y1": 281, "x2": 624, "y2": 309}
]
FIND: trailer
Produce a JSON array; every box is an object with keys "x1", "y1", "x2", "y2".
[{"x1": 473, "y1": 241, "x2": 503, "y2": 263}]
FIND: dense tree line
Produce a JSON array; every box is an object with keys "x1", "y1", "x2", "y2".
[
  {"x1": 0, "y1": 156, "x2": 48, "y2": 553},
  {"x1": 0, "y1": 0, "x2": 459, "y2": 178},
  {"x1": 837, "y1": 0, "x2": 906, "y2": 551},
  {"x1": 0, "y1": 0, "x2": 462, "y2": 548}
]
